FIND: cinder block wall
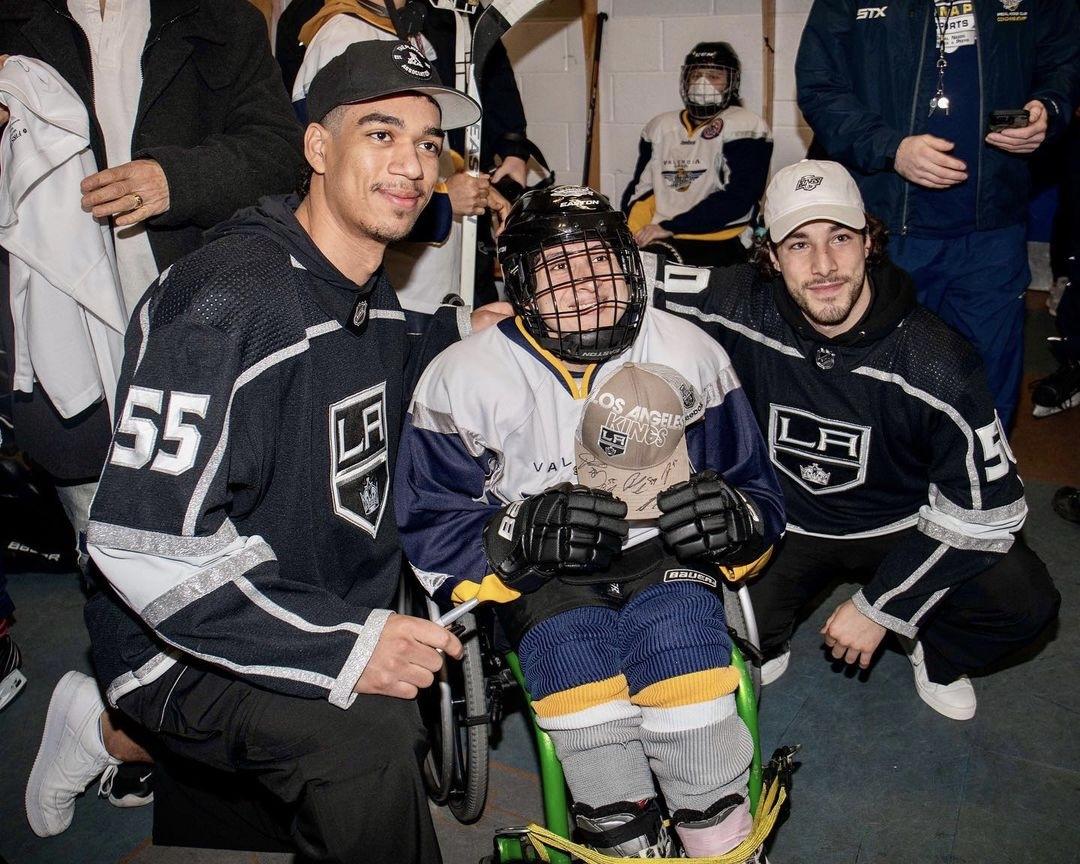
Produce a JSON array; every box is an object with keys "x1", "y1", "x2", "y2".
[{"x1": 502, "y1": 0, "x2": 814, "y2": 205}]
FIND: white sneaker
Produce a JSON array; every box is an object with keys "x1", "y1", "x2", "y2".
[
  {"x1": 761, "y1": 650, "x2": 790, "y2": 686},
  {"x1": 25, "y1": 671, "x2": 119, "y2": 837},
  {"x1": 906, "y1": 641, "x2": 976, "y2": 721}
]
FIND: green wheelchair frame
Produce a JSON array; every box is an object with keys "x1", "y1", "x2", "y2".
[
  {"x1": 413, "y1": 580, "x2": 767, "y2": 864},
  {"x1": 488, "y1": 643, "x2": 761, "y2": 864}
]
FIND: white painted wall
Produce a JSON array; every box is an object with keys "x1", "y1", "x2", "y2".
[{"x1": 502, "y1": 0, "x2": 815, "y2": 206}]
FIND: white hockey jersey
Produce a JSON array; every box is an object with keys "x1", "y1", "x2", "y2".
[
  {"x1": 623, "y1": 106, "x2": 772, "y2": 241},
  {"x1": 396, "y1": 306, "x2": 784, "y2": 606}
]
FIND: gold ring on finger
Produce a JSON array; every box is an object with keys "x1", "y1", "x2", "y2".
[{"x1": 130, "y1": 192, "x2": 143, "y2": 211}]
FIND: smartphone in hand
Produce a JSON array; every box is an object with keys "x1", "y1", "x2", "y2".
[{"x1": 987, "y1": 109, "x2": 1030, "y2": 133}]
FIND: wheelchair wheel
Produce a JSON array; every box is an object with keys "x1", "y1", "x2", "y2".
[
  {"x1": 414, "y1": 593, "x2": 490, "y2": 823},
  {"x1": 447, "y1": 610, "x2": 490, "y2": 824},
  {"x1": 723, "y1": 583, "x2": 761, "y2": 702}
]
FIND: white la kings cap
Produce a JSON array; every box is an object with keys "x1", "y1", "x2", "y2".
[
  {"x1": 763, "y1": 159, "x2": 866, "y2": 242},
  {"x1": 575, "y1": 363, "x2": 703, "y2": 520}
]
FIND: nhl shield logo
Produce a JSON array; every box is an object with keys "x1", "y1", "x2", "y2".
[
  {"x1": 768, "y1": 404, "x2": 871, "y2": 495},
  {"x1": 329, "y1": 383, "x2": 389, "y2": 536},
  {"x1": 795, "y1": 174, "x2": 823, "y2": 192}
]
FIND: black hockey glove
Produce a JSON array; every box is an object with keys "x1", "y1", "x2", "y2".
[
  {"x1": 657, "y1": 470, "x2": 766, "y2": 567},
  {"x1": 483, "y1": 483, "x2": 629, "y2": 593}
]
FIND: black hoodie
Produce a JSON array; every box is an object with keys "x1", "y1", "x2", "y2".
[
  {"x1": 84, "y1": 194, "x2": 468, "y2": 709},
  {"x1": 652, "y1": 258, "x2": 1027, "y2": 639}
]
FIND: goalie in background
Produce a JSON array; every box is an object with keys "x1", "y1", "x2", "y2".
[{"x1": 621, "y1": 42, "x2": 773, "y2": 268}]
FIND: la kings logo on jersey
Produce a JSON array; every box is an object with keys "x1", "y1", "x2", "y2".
[
  {"x1": 768, "y1": 404, "x2": 871, "y2": 495},
  {"x1": 329, "y1": 383, "x2": 388, "y2": 537}
]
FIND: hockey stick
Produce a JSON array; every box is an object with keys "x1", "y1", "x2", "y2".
[
  {"x1": 446, "y1": 0, "x2": 550, "y2": 306},
  {"x1": 761, "y1": 0, "x2": 776, "y2": 128},
  {"x1": 581, "y1": 8, "x2": 606, "y2": 187}
]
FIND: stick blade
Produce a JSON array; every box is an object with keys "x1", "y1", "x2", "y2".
[
  {"x1": 471, "y1": 4, "x2": 510, "y2": 82},
  {"x1": 473, "y1": 0, "x2": 546, "y2": 82}
]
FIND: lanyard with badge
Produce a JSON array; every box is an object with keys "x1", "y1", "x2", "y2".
[{"x1": 929, "y1": 0, "x2": 958, "y2": 115}]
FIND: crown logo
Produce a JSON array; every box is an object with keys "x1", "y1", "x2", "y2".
[
  {"x1": 800, "y1": 463, "x2": 831, "y2": 485},
  {"x1": 360, "y1": 476, "x2": 380, "y2": 515}
]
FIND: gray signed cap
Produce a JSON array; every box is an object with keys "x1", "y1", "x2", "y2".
[
  {"x1": 575, "y1": 363, "x2": 703, "y2": 520},
  {"x1": 305, "y1": 39, "x2": 481, "y2": 130}
]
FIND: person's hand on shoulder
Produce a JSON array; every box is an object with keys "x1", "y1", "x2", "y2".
[
  {"x1": 820, "y1": 598, "x2": 887, "y2": 669},
  {"x1": 470, "y1": 301, "x2": 514, "y2": 332},
  {"x1": 985, "y1": 99, "x2": 1048, "y2": 154},
  {"x1": 354, "y1": 613, "x2": 463, "y2": 699},
  {"x1": 81, "y1": 159, "x2": 170, "y2": 227},
  {"x1": 894, "y1": 134, "x2": 968, "y2": 189}
]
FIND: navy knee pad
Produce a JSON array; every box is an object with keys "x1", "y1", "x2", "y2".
[
  {"x1": 519, "y1": 605, "x2": 620, "y2": 701},
  {"x1": 618, "y1": 582, "x2": 731, "y2": 694}
]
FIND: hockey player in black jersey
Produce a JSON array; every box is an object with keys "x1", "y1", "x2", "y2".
[
  {"x1": 24, "y1": 41, "x2": 511, "y2": 859},
  {"x1": 651, "y1": 159, "x2": 1060, "y2": 721}
]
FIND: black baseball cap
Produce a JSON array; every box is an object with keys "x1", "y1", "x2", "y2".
[{"x1": 305, "y1": 40, "x2": 481, "y2": 130}]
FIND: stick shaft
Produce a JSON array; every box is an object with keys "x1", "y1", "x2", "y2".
[{"x1": 582, "y1": 9, "x2": 606, "y2": 187}]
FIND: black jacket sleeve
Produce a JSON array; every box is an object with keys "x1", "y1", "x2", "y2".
[
  {"x1": 795, "y1": 0, "x2": 906, "y2": 173},
  {"x1": 1029, "y1": 0, "x2": 1080, "y2": 140},
  {"x1": 478, "y1": 37, "x2": 530, "y2": 167},
  {"x1": 138, "y1": 1, "x2": 305, "y2": 229}
]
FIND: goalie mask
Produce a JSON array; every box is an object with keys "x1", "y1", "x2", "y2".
[
  {"x1": 680, "y1": 42, "x2": 741, "y2": 123},
  {"x1": 497, "y1": 186, "x2": 647, "y2": 364}
]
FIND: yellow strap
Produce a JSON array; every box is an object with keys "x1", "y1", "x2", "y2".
[{"x1": 526, "y1": 781, "x2": 787, "y2": 864}]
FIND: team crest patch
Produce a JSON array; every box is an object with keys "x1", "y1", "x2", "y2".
[
  {"x1": 701, "y1": 119, "x2": 724, "y2": 140},
  {"x1": 795, "y1": 174, "x2": 823, "y2": 191},
  {"x1": 663, "y1": 569, "x2": 718, "y2": 589},
  {"x1": 329, "y1": 383, "x2": 389, "y2": 536},
  {"x1": 996, "y1": 0, "x2": 1026, "y2": 20},
  {"x1": 768, "y1": 404, "x2": 871, "y2": 495},
  {"x1": 663, "y1": 165, "x2": 707, "y2": 192},
  {"x1": 393, "y1": 43, "x2": 432, "y2": 79},
  {"x1": 597, "y1": 425, "x2": 628, "y2": 458}
]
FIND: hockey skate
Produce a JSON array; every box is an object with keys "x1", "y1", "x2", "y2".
[{"x1": 571, "y1": 798, "x2": 673, "y2": 858}]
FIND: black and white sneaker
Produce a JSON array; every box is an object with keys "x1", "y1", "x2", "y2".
[
  {"x1": 1032, "y1": 360, "x2": 1080, "y2": 418},
  {"x1": 0, "y1": 634, "x2": 26, "y2": 711},
  {"x1": 98, "y1": 762, "x2": 154, "y2": 808}
]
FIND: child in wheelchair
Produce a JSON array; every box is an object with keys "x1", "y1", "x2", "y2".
[{"x1": 397, "y1": 186, "x2": 784, "y2": 859}]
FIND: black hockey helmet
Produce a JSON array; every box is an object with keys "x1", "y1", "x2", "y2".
[
  {"x1": 497, "y1": 186, "x2": 648, "y2": 364},
  {"x1": 680, "y1": 41, "x2": 741, "y2": 122}
]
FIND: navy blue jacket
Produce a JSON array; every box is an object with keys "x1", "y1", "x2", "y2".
[{"x1": 796, "y1": 0, "x2": 1079, "y2": 234}]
